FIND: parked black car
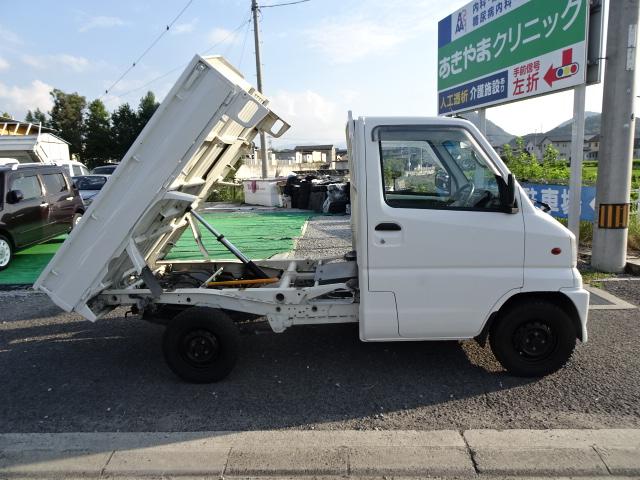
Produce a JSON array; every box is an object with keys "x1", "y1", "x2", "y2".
[{"x1": 0, "y1": 164, "x2": 85, "y2": 270}]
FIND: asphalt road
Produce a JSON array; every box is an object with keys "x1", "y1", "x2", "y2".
[
  {"x1": 1, "y1": 216, "x2": 639, "y2": 433},
  {"x1": 1, "y1": 288, "x2": 639, "y2": 433}
]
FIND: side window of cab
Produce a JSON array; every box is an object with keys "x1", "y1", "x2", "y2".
[{"x1": 377, "y1": 126, "x2": 504, "y2": 211}]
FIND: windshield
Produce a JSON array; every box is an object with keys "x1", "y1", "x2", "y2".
[{"x1": 74, "y1": 176, "x2": 107, "y2": 190}]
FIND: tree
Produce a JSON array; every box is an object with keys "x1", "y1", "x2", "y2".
[
  {"x1": 542, "y1": 143, "x2": 560, "y2": 164},
  {"x1": 1, "y1": 112, "x2": 12, "y2": 119},
  {"x1": 25, "y1": 108, "x2": 48, "y2": 126},
  {"x1": 49, "y1": 89, "x2": 86, "y2": 157},
  {"x1": 136, "y1": 91, "x2": 159, "y2": 135},
  {"x1": 83, "y1": 99, "x2": 112, "y2": 169},
  {"x1": 111, "y1": 103, "x2": 139, "y2": 160}
]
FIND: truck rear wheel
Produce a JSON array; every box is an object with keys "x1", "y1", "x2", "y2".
[
  {"x1": 489, "y1": 300, "x2": 576, "y2": 377},
  {"x1": 162, "y1": 307, "x2": 240, "y2": 383}
]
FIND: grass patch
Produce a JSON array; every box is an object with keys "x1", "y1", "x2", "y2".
[{"x1": 580, "y1": 270, "x2": 614, "y2": 286}]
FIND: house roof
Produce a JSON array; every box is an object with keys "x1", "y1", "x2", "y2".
[
  {"x1": 295, "y1": 145, "x2": 334, "y2": 151},
  {"x1": 0, "y1": 117, "x2": 58, "y2": 136}
]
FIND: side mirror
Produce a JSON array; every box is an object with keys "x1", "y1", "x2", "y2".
[
  {"x1": 496, "y1": 174, "x2": 518, "y2": 213},
  {"x1": 7, "y1": 190, "x2": 24, "y2": 204},
  {"x1": 435, "y1": 170, "x2": 451, "y2": 195}
]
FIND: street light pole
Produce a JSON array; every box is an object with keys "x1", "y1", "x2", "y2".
[{"x1": 252, "y1": 0, "x2": 269, "y2": 179}]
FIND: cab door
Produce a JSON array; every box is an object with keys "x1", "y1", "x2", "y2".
[
  {"x1": 365, "y1": 123, "x2": 524, "y2": 339},
  {"x1": 6, "y1": 173, "x2": 47, "y2": 248},
  {"x1": 41, "y1": 172, "x2": 75, "y2": 235}
]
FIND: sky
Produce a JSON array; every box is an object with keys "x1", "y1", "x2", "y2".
[{"x1": 0, "y1": 0, "x2": 615, "y2": 148}]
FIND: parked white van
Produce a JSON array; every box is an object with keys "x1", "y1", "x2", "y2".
[{"x1": 35, "y1": 55, "x2": 589, "y2": 383}]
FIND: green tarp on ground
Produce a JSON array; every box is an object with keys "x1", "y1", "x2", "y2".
[
  {"x1": 0, "y1": 236, "x2": 66, "y2": 286},
  {"x1": 0, "y1": 211, "x2": 310, "y2": 286},
  {"x1": 165, "y1": 212, "x2": 310, "y2": 260}
]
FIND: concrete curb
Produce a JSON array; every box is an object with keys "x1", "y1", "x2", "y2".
[{"x1": 0, "y1": 429, "x2": 638, "y2": 478}]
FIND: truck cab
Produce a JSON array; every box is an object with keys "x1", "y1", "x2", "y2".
[{"x1": 35, "y1": 55, "x2": 589, "y2": 383}]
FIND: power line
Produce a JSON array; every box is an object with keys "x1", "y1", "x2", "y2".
[
  {"x1": 101, "y1": 0, "x2": 195, "y2": 98},
  {"x1": 201, "y1": 16, "x2": 252, "y2": 54},
  {"x1": 114, "y1": 16, "x2": 251, "y2": 100},
  {"x1": 238, "y1": 16, "x2": 252, "y2": 69},
  {"x1": 261, "y1": 0, "x2": 310, "y2": 8}
]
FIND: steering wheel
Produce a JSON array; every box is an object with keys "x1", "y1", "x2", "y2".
[{"x1": 451, "y1": 182, "x2": 475, "y2": 207}]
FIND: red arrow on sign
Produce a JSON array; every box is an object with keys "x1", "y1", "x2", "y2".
[{"x1": 544, "y1": 48, "x2": 579, "y2": 87}]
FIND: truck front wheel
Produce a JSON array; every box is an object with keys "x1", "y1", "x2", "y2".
[
  {"x1": 162, "y1": 307, "x2": 240, "y2": 383},
  {"x1": 489, "y1": 300, "x2": 576, "y2": 377}
]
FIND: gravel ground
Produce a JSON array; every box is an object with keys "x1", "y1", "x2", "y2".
[
  {"x1": 599, "y1": 279, "x2": 640, "y2": 306},
  {"x1": 1, "y1": 215, "x2": 639, "y2": 433},
  {"x1": 292, "y1": 215, "x2": 352, "y2": 259}
]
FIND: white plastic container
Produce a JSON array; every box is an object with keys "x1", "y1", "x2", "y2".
[{"x1": 243, "y1": 179, "x2": 283, "y2": 207}]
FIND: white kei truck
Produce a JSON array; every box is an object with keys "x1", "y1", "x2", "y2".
[{"x1": 35, "y1": 55, "x2": 590, "y2": 383}]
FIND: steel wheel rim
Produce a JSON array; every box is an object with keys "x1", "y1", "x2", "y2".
[
  {"x1": 0, "y1": 239, "x2": 10, "y2": 267},
  {"x1": 180, "y1": 329, "x2": 220, "y2": 367},
  {"x1": 75, "y1": 215, "x2": 82, "y2": 226},
  {"x1": 513, "y1": 320, "x2": 558, "y2": 361}
]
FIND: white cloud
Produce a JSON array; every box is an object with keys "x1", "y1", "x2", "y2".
[
  {"x1": 172, "y1": 18, "x2": 198, "y2": 35},
  {"x1": 305, "y1": 0, "x2": 444, "y2": 63},
  {"x1": 307, "y1": 19, "x2": 405, "y2": 64},
  {"x1": 0, "y1": 25, "x2": 21, "y2": 44},
  {"x1": 79, "y1": 15, "x2": 126, "y2": 33},
  {"x1": 0, "y1": 80, "x2": 53, "y2": 119},
  {"x1": 0, "y1": 57, "x2": 9, "y2": 71},
  {"x1": 22, "y1": 54, "x2": 90, "y2": 73},
  {"x1": 268, "y1": 90, "x2": 345, "y2": 146},
  {"x1": 207, "y1": 27, "x2": 239, "y2": 45}
]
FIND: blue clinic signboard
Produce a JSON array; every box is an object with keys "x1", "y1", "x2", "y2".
[
  {"x1": 521, "y1": 183, "x2": 596, "y2": 222},
  {"x1": 438, "y1": 70, "x2": 508, "y2": 114}
]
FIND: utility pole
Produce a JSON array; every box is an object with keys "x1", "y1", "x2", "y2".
[
  {"x1": 252, "y1": 0, "x2": 269, "y2": 178},
  {"x1": 592, "y1": 0, "x2": 640, "y2": 272}
]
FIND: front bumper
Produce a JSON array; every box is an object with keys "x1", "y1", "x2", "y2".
[{"x1": 560, "y1": 286, "x2": 590, "y2": 342}]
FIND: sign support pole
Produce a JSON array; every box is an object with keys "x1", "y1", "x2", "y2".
[
  {"x1": 568, "y1": 84, "x2": 586, "y2": 239},
  {"x1": 478, "y1": 108, "x2": 487, "y2": 136}
]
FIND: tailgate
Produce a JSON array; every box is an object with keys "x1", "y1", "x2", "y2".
[{"x1": 34, "y1": 55, "x2": 289, "y2": 321}]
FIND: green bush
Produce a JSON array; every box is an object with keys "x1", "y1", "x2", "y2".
[
  {"x1": 502, "y1": 140, "x2": 570, "y2": 183},
  {"x1": 206, "y1": 184, "x2": 244, "y2": 203}
]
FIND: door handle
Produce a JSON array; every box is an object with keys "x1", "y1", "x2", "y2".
[
  {"x1": 66, "y1": 197, "x2": 74, "y2": 201},
  {"x1": 40, "y1": 202, "x2": 49, "y2": 208},
  {"x1": 375, "y1": 222, "x2": 401, "y2": 231}
]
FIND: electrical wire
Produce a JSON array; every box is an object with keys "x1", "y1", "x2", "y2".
[
  {"x1": 114, "y1": 16, "x2": 251, "y2": 100},
  {"x1": 237, "y1": 17, "x2": 252, "y2": 69},
  {"x1": 260, "y1": 0, "x2": 310, "y2": 7},
  {"x1": 109, "y1": 0, "x2": 310, "y2": 101},
  {"x1": 101, "y1": 0, "x2": 195, "y2": 98}
]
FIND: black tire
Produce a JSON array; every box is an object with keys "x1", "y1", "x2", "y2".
[
  {"x1": 0, "y1": 234, "x2": 13, "y2": 271},
  {"x1": 490, "y1": 300, "x2": 577, "y2": 377},
  {"x1": 162, "y1": 307, "x2": 240, "y2": 383}
]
